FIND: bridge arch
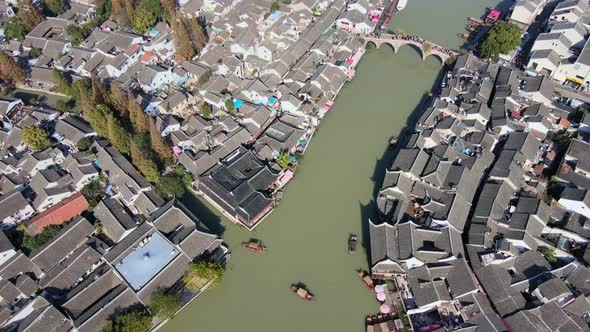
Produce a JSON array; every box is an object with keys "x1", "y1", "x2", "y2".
[
  {"x1": 378, "y1": 42, "x2": 397, "y2": 53},
  {"x1": 396, "y1": 42, "x2": 424, "y2": 59},
  {"x1": 423, "y1": 52, "x2": 444, "y2": 65},
  {"x1": 366, "y1": 40, "x2": 379, "y2": 49}
]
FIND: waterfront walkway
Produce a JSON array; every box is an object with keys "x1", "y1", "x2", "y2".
[{"x1": 365, "y1": 34, "x2": 458, "y2": 63}]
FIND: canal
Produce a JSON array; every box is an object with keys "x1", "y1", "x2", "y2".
[{"x1": 162, "y1": 1, "x2": 503, "y2": 331}]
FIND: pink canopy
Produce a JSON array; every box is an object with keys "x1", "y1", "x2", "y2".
[
  {"x1": 279, "y1": 170, "x2": 294, "y2": 185},
  {"x1": 380, "y1": 304, "x2": 390, "y2": 313},
  {"x1": 376, "y1": 292, "x2": 386, "y2": 301},
  {"x1": 374, "y1": 285, "x2": 385, "y2": 293},
  {"x1": 487, "y1": 9, "x2": 501, "y2": 20}
]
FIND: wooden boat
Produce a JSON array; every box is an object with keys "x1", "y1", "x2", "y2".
[
  {"x1": 458, "y1": 33, "x2": 470, "y2": 40},
  {"x1": 290, "y1": 284, "x2": 313, "y2": 301},
  {"x1": 241, "y1": 240, "x2": 266, "y2": 252},
  {"x1": 348, "y1": 234, "x2": 358, "y2": 254},
  {"x1": 358, "y1": 271, "x2": 375, "y2": 290},
  {"x1": 468, "y1": 17, "x2": 484, "y2": 25}
]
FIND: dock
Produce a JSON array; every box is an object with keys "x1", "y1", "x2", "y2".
[{"x1": 376, "y1": 0, "x2": 400, "y2": 33}]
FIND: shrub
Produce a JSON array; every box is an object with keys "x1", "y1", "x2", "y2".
[
  {"x1": 77, "y1": 137, "x2": 92, "y2": 151},
  {"x1": 150, "y1": 291, "x2": 181, "y2": 319},
  {"x1": 21, "y1": 225, "x2": 62, "y2": 250},
  {"x1": 101, "y1": 308, "x2": 152, "y2": 332},
  {"x1": 22, "y1": 125, "x2": 52, "y2": 151},
  {"x1": 183, "y1": 259, "x2": 224, "y2": 290}
]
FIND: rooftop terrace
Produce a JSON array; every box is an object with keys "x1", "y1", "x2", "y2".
[{"x1": 114, "y1": 232, "x2": 178, "y2": 291}]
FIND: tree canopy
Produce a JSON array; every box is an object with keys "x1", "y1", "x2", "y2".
[
  {"x1": 172, "y1": 15, "x2": 207, "y2": 60},
  {"x1": 41, "y1": 0, "x2": 69, "y2": 16},
  {"x1": 77, "y1": 137, "x2": 92, "y2": 151},
  {"x1": 150, "y1": 291, "x2": 181, "y2": 319},
  {"x1": 101, "y1": 308, "x2": 153, "y2": 332},
  {"x1": 156, "y1": 175, "x2": 185, "y2": 199},
  {"x1": 22, "y1": 125, "x2": 52, "y2": 151},
  {"x1": 199, "y1": 103, "x2": 212, "y2": 118},
  {"x1": 0, "y1": 52, "x2": 27, "y2": 85},
  {"x1": 479, "y1": 22, "x2": 521, "y2": 60},
  {"x1": 3, "y1": 17, "x2": 29, "y2": 40},
  {"x1": 131, "y1": 0, "x2": 162, "y2": 33},
  {"x1": 183, "y1": 259, "x2": 224, "y2": 290},
  {"x1": 17, "y1": 0, "x2": 45, "y2": 30},
  {"x1": 20, "y1": 225, "x2": 62, "y2": 250}
]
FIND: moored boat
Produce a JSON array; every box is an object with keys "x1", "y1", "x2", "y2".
[
  {"x1": 290, "y1": 284, "x2": 313, "y2": 301},
  {"x1": 358, "y1": 270, "x2": 375, "y2": 290},
  {"x1": 388, "y1": 136, "x2": 398, "y2": 149},
  {"x1": 396, "y1": 0, "x2": 407, "y2": 11},
  {"x1": 241, "y1": 240, "x2": 266, "y2": 252},
  {"x1": 348, "y1": 234, "x2": 358, "y2": 254}
]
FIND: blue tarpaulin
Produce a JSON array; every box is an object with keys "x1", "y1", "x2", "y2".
[
  {"x1": 149, "y1": 28, "x2": 160, "y2": 37},
  {"x1": 268, "y1": 97, "x2": 277, "y2": 104},
  {"x1": 234, "y1": 99, "x2": 244, "y2": 109}
]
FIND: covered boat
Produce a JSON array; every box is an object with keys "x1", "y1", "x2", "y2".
[
  {"x1": 396, "y1": 0, "x2": 407, "y2": 11},
  {"x1": 290, "y1": 284, "x2": 313, "y2": 301},
  {"x1": 348, "y1": 234, "x2": 358, "y2": 254}
]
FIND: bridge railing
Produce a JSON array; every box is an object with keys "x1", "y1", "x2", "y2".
[{"x1": 367, "y1": 34, "x2": 456, "y2": 56}]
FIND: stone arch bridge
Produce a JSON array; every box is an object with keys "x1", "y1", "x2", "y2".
[{"x1": 365, "y1": 34, "x2": 459, "y2": 63}]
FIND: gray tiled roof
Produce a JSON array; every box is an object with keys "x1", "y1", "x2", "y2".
[{"x1": 28, "y1": 217, "x2": 95, "y2": 273}]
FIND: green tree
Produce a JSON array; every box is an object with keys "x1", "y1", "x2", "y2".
[
  {"x1": 479, "y1": 22, "x2": 521, "y2": 60},
  {"x1": 183, "y1": 259, "x2": 224, "y2": 290},
  {"x1": 131, "y1": 6, "x2": 158, "y2": 33},
  {"x1": 101, "y1": 308, "x2": 153, "y2": 332},
  {"x1": 130, "y1": 139, "x2": 160, "y2": 183},
  {"x1": 199, "y1": 103, "x2": 212, "y2": 118},
  {"x1": 3, "y1": 17, "x2": 29, "y2": 40},
  {"x1": 22, "y1": 125, "x2": 52, "y2": 151},
  {"x1": 150, "y1": 291, "x2": 181, "y2": 319},
  {"x1": 107, "y1": 113, "x2": 131, "y2": 154},
  {"x1": 77, "y1": 136, "x2": 92, "y2": 151},
  {"x1": 29, "y1": 47, "x2": 43, "y2": 58},
  {"x1": 224, "y1": 99, "x2": 235, "y2": 113},
  {"x1": 20, "y1": 225, "x2": 62, "y2": 250},
  {"x1": 197, "y1": 71, "x2": 211, "y2": 86},
  {"x1": 55, "y1": 99, "x2": 68, "y2": 112},
  {"x1": 542, "y1": 248, "x2": 557, "y2": 263},
  {"x1": 65, "y1": 24, "x2": 88, "y2": 46},
  {"x1": 41, "y1": 0, "x2": 69, "y2": 16},
  {"x1": 87, "y1": 105, "x2": 111, "y2": 137},
  {"x1": 270, "y1": 1, "x2": 280, "y2": 11},
  {"x1": 52, "y1": 68, "x2": 72, "y2": 95},
  {"x1": 81, "y1": 177, "x2": 103, "y2": 210},
  {"x1": 157, "y1": 175, "x2": 185, "y2": 198},
  {"x1": 173, "y1": 165, "x2": 193, "y2": 187}
]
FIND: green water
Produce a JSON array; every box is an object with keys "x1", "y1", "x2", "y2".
[{"x1": 162, "y1": 1, "x2": 499, "y2": 331}]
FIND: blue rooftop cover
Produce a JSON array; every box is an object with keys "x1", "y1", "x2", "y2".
[
  {"x1": 115, "y1": 232, "x2": 178, "y2": 291},
  {"x1": 267, "y1": 12, "x2": 284, "y2": 21},
  {"x1": 234, "y1": 99, "x2": 244, "y2": 109},
  {"x1": 268, "y1": 97, "x2": 277, "y2": 104}
]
